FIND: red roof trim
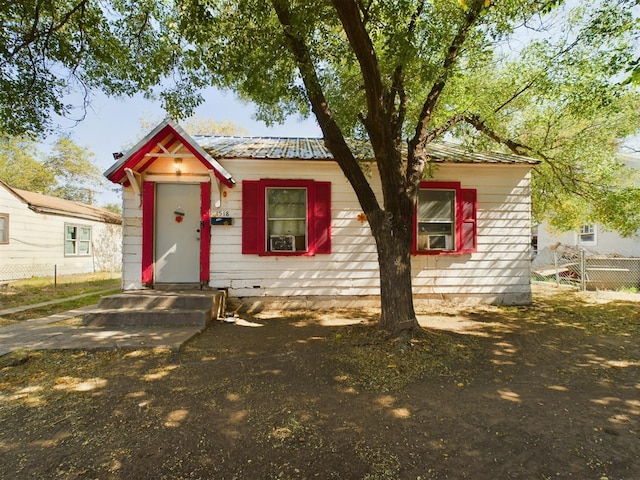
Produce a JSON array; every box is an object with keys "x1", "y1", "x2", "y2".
[
  {"x1": 107, "y1": 124, "x2": 234, "y2": 188},
  {"x1": 171, "y1": 130, "x2": 233, "y2": 187},
  {"x1": 109, "y1": 126, "x2": 173, "y2": 184}
]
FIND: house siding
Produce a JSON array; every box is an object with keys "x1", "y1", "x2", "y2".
[
  {"x1": 121, "y1": 188, "x2": 144, "y2": 290},
  {"x1": 411, "y1": 164, "x2": 533, "y2": 304},
  {"x1": 209, "y1": 160, "x2": 376, "y2": 297},
  {"x1": 119, "y1": 158, "x2": 534, "y2": 305},
  {"x1": 0, "y1": 187, "x2": 122, "y2": 280},
  {"x1": 536, "y1": 222, "x2": 640, "y2": 257}
]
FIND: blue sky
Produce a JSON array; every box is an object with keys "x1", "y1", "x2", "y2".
[{"x1": 52, "y1": 87, "x2": 322, "y2": 205}]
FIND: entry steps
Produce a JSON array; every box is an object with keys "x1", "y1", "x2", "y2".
[{"x1": 82, "y1": 289, "x2": 226, "y2": 327}]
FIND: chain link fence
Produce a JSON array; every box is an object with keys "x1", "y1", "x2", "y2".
[
  {"x1": 0, "y1": 264, "x2": 62, "y2": 282},
  {"x1": 0, "y1": 262, "x2": 121, "y2": 285},
  {"x1": 532, "y1": 244, "x2": 640, "y2": 292}
]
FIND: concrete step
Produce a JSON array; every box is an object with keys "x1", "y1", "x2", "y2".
[
  {"x1": 153, "y1": 283, "x2": 202, "y2": 291},
  {"x1": 96, "y1": 293, "x2": 214, "y2": 311},
  {"x1": 82, "y1": 290, "x2": 226, "y2": 327},
  {"x1": 83, "y1": 308, "x2": 210, "y2": 327}
]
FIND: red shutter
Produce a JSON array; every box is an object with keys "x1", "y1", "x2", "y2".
[
  {"x1": 141, "y1": 181, "x2": 155, "y2": 285},
  {"x1": 459, "y1": 188, "x2": 477, "y2": 254},
  {"x1": 242, "y1": 180, "x2": 262, "y2": 254},
  {"x1": 312, "y1": 181, "x2": 332, "y2": 254}
]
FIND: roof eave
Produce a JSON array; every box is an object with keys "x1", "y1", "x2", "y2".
[{"x1": 27, "y1": 205, "x2": 122, "y2": 224}]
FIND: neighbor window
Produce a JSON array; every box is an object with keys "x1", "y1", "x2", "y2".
[
  {"x1": 0, "y1": 214, "x2": 8, "y2": 244},
  {"x1": 65, "y1": 224, "x2": 92, "y2": 256},
  {"x1": 413, "y1": 181, "x2": 477, "y2": 255},
  {"x1": 242, "y1": 179, "x2": 331, "y2": 256},
  {"x1": 578, "y1": 224, "x2": 596, "y2": 245}
]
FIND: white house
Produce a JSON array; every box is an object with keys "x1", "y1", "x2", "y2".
[
  {"x1": 536, "y1": 155, "x2": 640, "y2": 258},
  {"x1": 0, "y1": 180, "x2": 122, "y2": 281},
  {"x1": 105, "y1": 119, "x2": 539, "y2": 307}
]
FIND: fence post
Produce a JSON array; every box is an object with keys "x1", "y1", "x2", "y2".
[
  {"x1": 580, "y1": 249, "x2": 586, "y2": 291},
  {"x1": 554, "y1": 248, "x2": 559, "y2": 287},
  {"x1": 54, "y1": 264, "x2": 57, "y2": 288}
]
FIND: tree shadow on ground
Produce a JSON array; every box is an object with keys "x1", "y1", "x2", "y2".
[{"x1": 0, "y1": 287, "x2": 638, "y2": 479}]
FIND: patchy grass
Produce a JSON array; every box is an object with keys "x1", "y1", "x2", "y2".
[
  {"x1": 0, "y1": 273, "x2": 120, "y2": 326},
  {"x1": 0, "y1": 272, "x2": 120, "y2": 309},
  {"x1": 0, "y1": 291, "x2": 119, "y2": 325},
  {"x1": 331, "y1": 324, "x2": 479, "y2": 392}
]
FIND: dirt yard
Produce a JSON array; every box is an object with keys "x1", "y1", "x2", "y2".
[{"x1": 0, "y1": 285, "x2": 638, "y2": 479}]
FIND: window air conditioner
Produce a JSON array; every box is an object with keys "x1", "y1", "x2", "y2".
[
  {"x1": 270, "y1": 235, "x2": 296, "y2": 252},
  {"x1": 427, "y1": 234, "x2": 452, "y2": 250}
]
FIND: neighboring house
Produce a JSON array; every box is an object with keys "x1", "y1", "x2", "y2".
[
  {"x1": 0, "y1": 180, "x2": 122, "y2": 281},
  {"x1": 536, "y1": 155, "x2": 640, "y2": 258},
  {"x1": 105, "y1": 118, "x2": 539, "y2": 307}
]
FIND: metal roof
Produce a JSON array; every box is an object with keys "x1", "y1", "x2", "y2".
[
  {"x1": 193, "y1": 136, "x2": 540, "y2": 165},
  {"x1": 424, "y1": 142, "x2": 540, "y2": 165},
  {"x1": 192, "y1": 136, "x2": 331, "y2": 160}
]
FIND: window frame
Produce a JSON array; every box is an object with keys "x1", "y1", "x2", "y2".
[
  {"x1": 0, "y1": 213, "x2": 8, "y2": 244},
  {"x1": 577, "y1": 224, "x2": 597, "y2": 245},
  {"x1": 242, "y1": 179, "x2": 331, "y2": 256},
  {"x1": 64, "y1": 223, "x2": 92, "y2": 257},
  {"x1": 266, "y1": 186, "x2": 308, "y2": 253},
  {"x1": 412, "y1": 181, "x2": 477, "y2": 256}
]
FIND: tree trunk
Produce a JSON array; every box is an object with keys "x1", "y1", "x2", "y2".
[{"x1": 371, "y1": 214, "x2": 419, "y2": 335}]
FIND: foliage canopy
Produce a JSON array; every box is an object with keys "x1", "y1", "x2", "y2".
[
  {"x1": 0, "y1": 135, "x2": 104, "y2": 204},
  {"x1": 0, "y1": 0, "x2": 178, "y2": 136},
  {"x1": 173, "y1": 0, "x2": 640, "y2": 234},
  {"x1": 3, "y1": 1, "x2": 640, "y2": 233}
]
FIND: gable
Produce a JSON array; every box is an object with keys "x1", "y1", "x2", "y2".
[{"x1": 104, "y1": 118, "x2": 235, "y2": 188}]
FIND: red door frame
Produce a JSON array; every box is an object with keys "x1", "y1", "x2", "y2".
[
  {"x1": 199, "y1": 182, "x2": 211, "y2": 284},
  {"x1": 141, "y1": 181, "x2": 211, "y2": 286}
]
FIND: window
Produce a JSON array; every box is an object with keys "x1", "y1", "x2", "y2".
[
  {"x1": 267, "y1": 188, "x2": 307, "y2": 252},
  {"x1": 578, "y1": 224, "x2": 596, "y2": 245},
  {"x1": 413, "y1": 181, "x2": 477, "y2": 255},
  {"x1": 417, "y1": 189, "x2": 455, "y2": 251},
  {"x1": 0, "y1": 214, "x2": 8, "y2": 244},
  {"x1": 65, "y1": 224, "x2": 92, "y2": 256},
  {"x1": 242, "y1": 179, "x2": 331, "y2": 255}
]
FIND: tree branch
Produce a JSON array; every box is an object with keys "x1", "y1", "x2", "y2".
[
  {"x1": 331, "y1": 0, "x2": 387, "y2": 138},
  {"x1": 493, "y1": 77, "x2": 537, "y2": 115},
  {"x1": 409, "y1": 0, "x2": 486, "y2": 152},
  {"x1": 408, "y1": 1, "x2": 426, "y2": 34},
  {"x1": 425, "y1": 113, "x2": 467, "y2": 144},
  {"x1": 405, "y1": 112, "x2": 467, "y2": 190},
  {"x1": 386, "y1": 65, "x2": 406, "y2": 148},
  {"x1": 270, "y1": 0, "x2": 382, "y2": 219},
  {"x1": 463, "y1": 113, "x2": 573, "y2": 189},
  {"x1": 386, "y1": 2, "x2": 424, "y2": 148},
  {"x1": 493, "y1": 35, "x2": 583, "y2": 116},
  {"x1": 8, "y1": 0, "x2": 89, "y2": 63},
  {"x1": 330, "y1": 0, "x2": 409, "y2": 218}
]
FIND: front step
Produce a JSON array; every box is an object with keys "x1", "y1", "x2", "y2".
[{"x1": 82, "y1": 290, "x2": 226, "y2": 327}]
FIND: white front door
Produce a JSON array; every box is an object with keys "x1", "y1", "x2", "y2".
[{"x1": 155, "y1": 183, "x2": 201, "y2": 284}]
